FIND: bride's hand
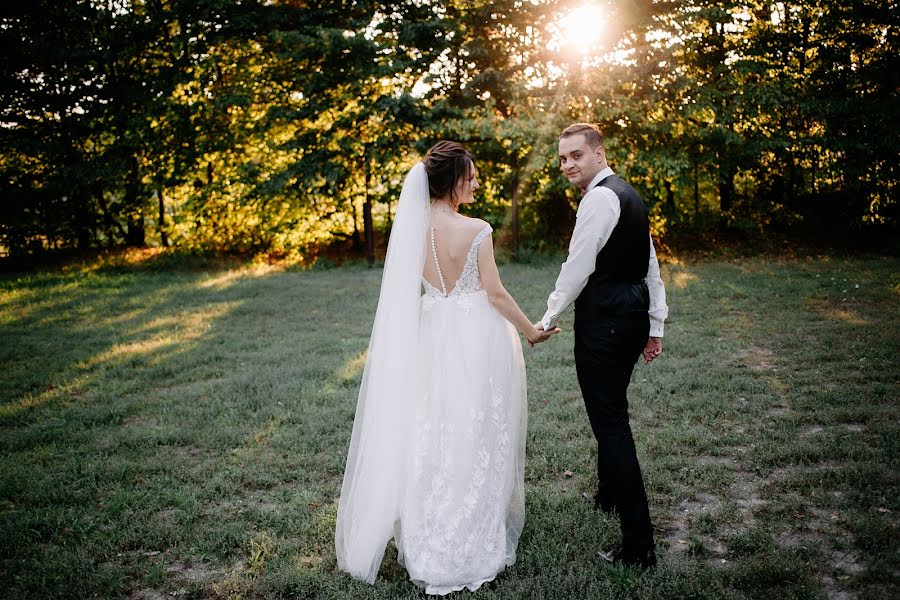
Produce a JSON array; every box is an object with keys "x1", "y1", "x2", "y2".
[{"x1": 526, "y1": 322, "x2": 561, "y2": 347}]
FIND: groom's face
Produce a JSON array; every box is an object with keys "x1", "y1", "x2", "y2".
[{"x1": 558, "y1": 134, "x2": 604, "y2": 190}]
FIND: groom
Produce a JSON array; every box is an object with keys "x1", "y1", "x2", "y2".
[{"x1": 538, "y1": 123, "x2": 668, "y2": 568}]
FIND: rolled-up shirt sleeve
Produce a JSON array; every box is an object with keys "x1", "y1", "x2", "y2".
[
  {"x1": 646, "y1": 235, "x2": 668, "y2": 337},
  {"x1": 541, "y1": 189, "x2": 620, "y2": 331}
]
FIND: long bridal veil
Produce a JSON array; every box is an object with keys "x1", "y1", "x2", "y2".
[{"x1": 335, "y1": 161, "x2": 429, "y2": 583}]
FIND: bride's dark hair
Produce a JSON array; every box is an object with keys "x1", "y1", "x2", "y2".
[{"x1": 423, "y1": 141, "x2": 473, "y2": 203}]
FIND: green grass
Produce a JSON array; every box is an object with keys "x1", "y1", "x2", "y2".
[{"x1": 1, "y1": 254, "x2": 898, "y2": 599}]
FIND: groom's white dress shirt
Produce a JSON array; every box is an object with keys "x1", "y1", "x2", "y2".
[{"x1": 541, "y1": 167, "x2": 668, "y2": 337}]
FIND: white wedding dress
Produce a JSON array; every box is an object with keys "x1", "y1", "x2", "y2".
[
  {"x1": 397, "y1": 223, "x2": 527, "y2": 594},
  {"x1": 335, "y1": 163, "x2": 526, "y2": 596}
]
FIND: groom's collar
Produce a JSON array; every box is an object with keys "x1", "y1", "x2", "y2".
[{"x1": 584, "y1": 167, "x2": 615, "y2": 194}]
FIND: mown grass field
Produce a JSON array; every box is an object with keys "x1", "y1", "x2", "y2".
[{"x1": 1, "y1": 252, "x2": 898, "y2": 599}]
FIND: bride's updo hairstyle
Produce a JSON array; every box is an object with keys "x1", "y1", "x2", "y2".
[{"x1": 423, "y1": 141, "x2": 474, "y2": 204}]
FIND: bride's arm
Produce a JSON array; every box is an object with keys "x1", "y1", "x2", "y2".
[{"x1": 478, "y1": 237, "x2": 558, "y2": 345}]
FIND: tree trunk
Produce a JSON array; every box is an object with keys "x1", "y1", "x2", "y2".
[
  {"x1": 94, "y1": 184, "x2": 126, "y2": 245},
  {"x1": 693, "y1": 157, "x2": 700, "y2": 217},
  {"x1": 787, "y1": 153, "x2": 798, "y2": 204},
  {"x1": 363, "y1": 154, "x2": 374, "y2": 266},
  {"x1": 126, "y1": 212, "x2": 146, "y2": 247},
  {"x1": 812, "y1": 153, "x2": 818, "y2": 193},
  {"x1": 511, "y1": 163, "x2": 520, "y2": 258},
  {"x1": 125, "y1": 156, "x2": 145, "y2": 246},
  {"x1": 76, "y1": 191, "x2": 92, "y2": 249},
  {"x1": 351, "y1": 196, "x2": 361, "y2": 253},
  {"x1": 719, "y1": 165, "x2": 735, "y2": 216},
  {"x1": 158, "y1": 187, "x2": 169, "y2": 247}
]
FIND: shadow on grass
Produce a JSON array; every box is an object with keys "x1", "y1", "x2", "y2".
[{"x1": 0, "y1": 260, "x2": 386, "y2": 598}]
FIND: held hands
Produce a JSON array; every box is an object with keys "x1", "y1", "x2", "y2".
[
  {"x1": 526, "y1": 321, "x2": 561, "y2": 348},
  {"x1": 642, "y1": 336, "x2": 663, "y2": 364}
]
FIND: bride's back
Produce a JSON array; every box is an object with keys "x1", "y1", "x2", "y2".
[{"x1": 422, "y1": 213, "x2": 487, "y2": 294}]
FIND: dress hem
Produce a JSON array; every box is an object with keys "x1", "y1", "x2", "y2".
[
  {"x1": 409, "y1": 557, "x2": 515, "y2": 596},
  {"x1": 415, "y1": 571, "x2": 500, "y2": 596}
]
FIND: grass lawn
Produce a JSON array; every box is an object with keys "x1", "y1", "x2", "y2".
[{"x1": 1, "y1": 252, "x2": 898, "y2": 599}]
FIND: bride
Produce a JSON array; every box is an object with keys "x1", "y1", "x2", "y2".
[{"x1": 335, "y1": 141, "x2": 558, "y2": 594}]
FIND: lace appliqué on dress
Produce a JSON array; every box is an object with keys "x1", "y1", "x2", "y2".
[
  {"x1": 421, "y1": 284, "x2": 439, "y2": 313},
  {"x1": 455, "y1": 294, "x2": 473, "y2": 315},
  {"x1": 406, "y1": 375, "x2": 509, "y2": 586}
]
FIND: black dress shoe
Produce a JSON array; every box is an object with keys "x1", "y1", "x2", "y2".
[
  {"x1": 599, "y1": 545, "x2": 657, "y2": 569},
  {"x1": 598, "y1": 545, "x2": 622, "y2": 564}
]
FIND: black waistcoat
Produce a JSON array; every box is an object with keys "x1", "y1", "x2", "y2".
[{"x1": 574, "y1": 174, "x2": 651, "y2": 322}]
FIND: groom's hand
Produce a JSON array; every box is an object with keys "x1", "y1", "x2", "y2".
[
  {"x1": 642, "y1": 337, "x2": 662, "y2": 364},
  {"x1": 527, "y1": 322, "x2": 560, "y2": 347}
]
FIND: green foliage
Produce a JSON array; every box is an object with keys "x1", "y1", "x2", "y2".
[{"x1": 2, "y1": 1, "x2": 897, "y2": 259}]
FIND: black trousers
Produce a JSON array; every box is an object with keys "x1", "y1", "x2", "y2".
[{"x1": 574, "y1": 312, "x2": 654, "y2": 557}]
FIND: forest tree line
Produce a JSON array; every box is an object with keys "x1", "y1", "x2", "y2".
[{"x1": 2, "y1": 0, "x2": 896, "y2": 261}]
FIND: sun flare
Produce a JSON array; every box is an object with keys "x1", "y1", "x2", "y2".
[{"x1": 557, "y1": 4, "x2": 605, "y2": 49}]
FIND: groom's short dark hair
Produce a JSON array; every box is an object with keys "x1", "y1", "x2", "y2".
[{"x1": 560, "y1": 123, "x2": 604, "y2": 149}]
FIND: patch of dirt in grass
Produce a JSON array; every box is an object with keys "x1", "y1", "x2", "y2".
[
  {"x1": 121, "y1": 553, "x2": 224, "y2": 599},
  {"x1": 800, "y1": 425, "x2": 825, "y2": 437},
  {"x1": 250, "y1": 497, "x2": 280, "y2": 513},
  {"x1": 697, "y1": 455, "x2": 735, "y2": 467},
  {"x1": 210, "y1": 558, "x2": 252, "y2": 598},
  {"x1": 120, "y1": 414, "x2": 150, "y2": 427},
  {"x1": 765, "y1": 406, "x2": 792, "y2": 418},
  {"x1": 746, "y1": 345, "x2": 777, "y2": 371},
  {"x1": 661, "y1": 499, "x2": 695, "y2": 553},
  {"x1": 662, "y1": 493, "x2": 727, "y2": 558},
  {"x1": 738, "y1": 345, "x2": 796, "y2": 417},
  {"x1": 297, "y1": 553, "x2": 324, "y2": 567},
  {"x1": 830, "y1": 549, "x2": 864, "y2": 576},
  {"x1": 659, "y1": 448, "x2": 773, "y2": 560},
  {"x1": 818, "y1": 577, "x2": 856, "y2": 600},
  {"x1": 173, "y1": 446, "x2": 204, "y2": 458},
  {"x1": 776, "y1": 531, "x2": 821, "y2": 548},
  {"x1": 772, "y1": 500, "x2": 864, "y2": 599},
  {"x1": 730, "y1": 479, "x2": 766, "y2": 518},
  {"x1": 550, "y1": 468, "x2": 578, "y2": 492},
  {"x1": 153, "y1": 508, "x2": 183, "y2": 527},
  {"x1": 128, "y1": 590, "x2": 169, "y2": 600},
  {"x1": 820, "y1": 573, "x2": 862, "y2": 600},
  {"x1": 722, "y1": 444, "x2": 751, "y2": 457},
  {"x1": 199, "y1": 493, "x2": 286, "y2": 527},
  {"x1": 166, "y1": 559, "x2": 224, "y2": 583}
]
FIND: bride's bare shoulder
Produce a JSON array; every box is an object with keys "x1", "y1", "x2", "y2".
[{"x1": 459, "y1": 216, "x2": 490, "y2": 232}]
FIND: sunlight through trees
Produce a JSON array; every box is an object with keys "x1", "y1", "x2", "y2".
[{"x1": 2, "y1": 1, "x2": 896, "y2": 261}]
